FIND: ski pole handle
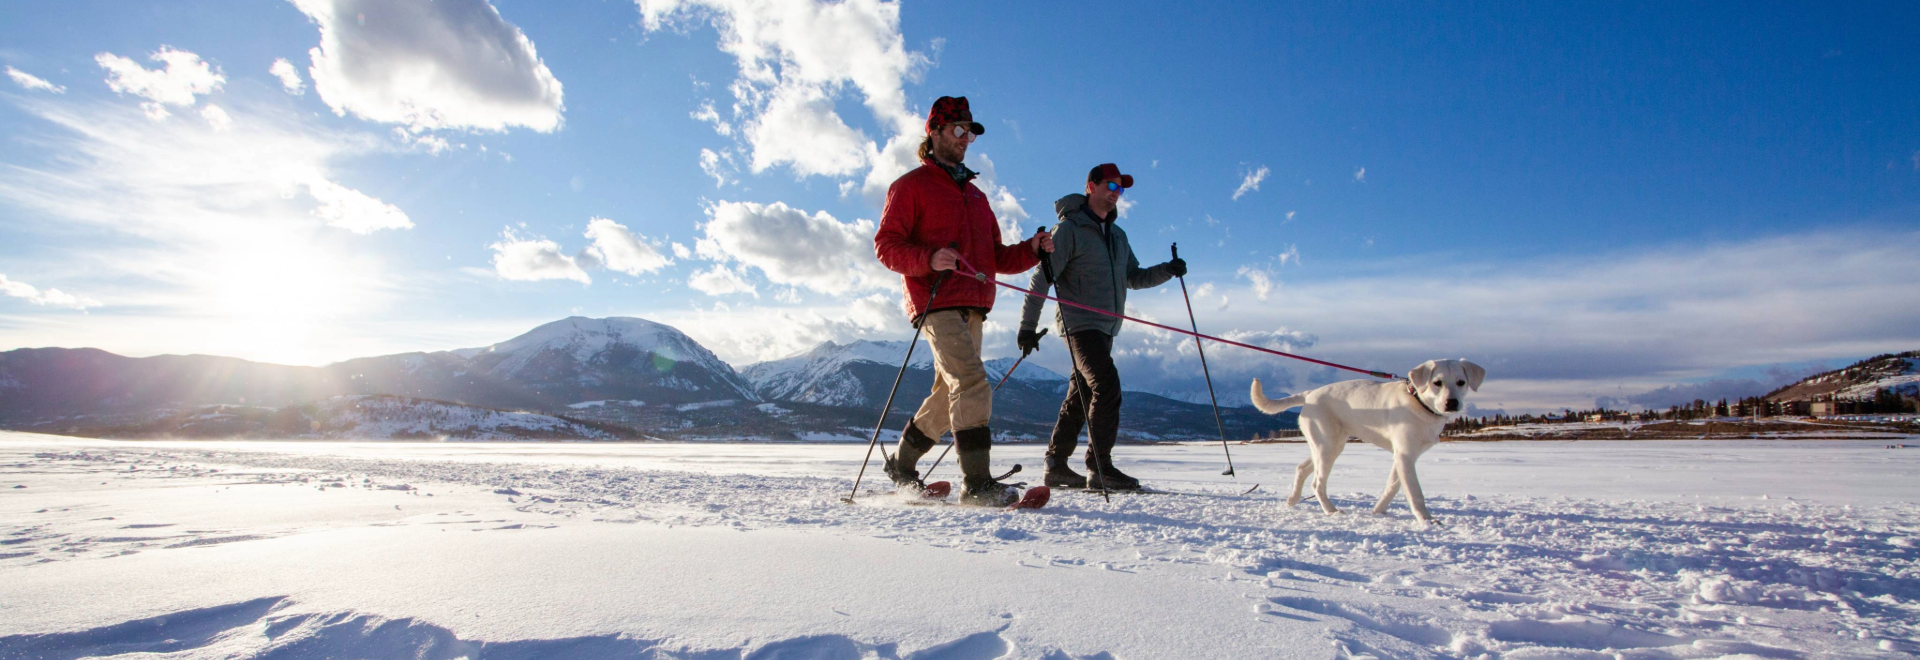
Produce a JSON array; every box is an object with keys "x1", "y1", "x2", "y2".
[
  {"x1": 1019, "y1": 328, "x2": 1048, "y2": 358},
  {"x1": 1171, "y1": 243, "x2": 1178, "y2": 260}
]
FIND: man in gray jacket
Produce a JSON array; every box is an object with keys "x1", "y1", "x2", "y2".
[{"x1": 1018, "y1": 163, "x2": 1186, "y2": 490}]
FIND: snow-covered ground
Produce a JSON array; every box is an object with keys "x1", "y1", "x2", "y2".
[{"x1": 2, "y1": 432, "x2": 1916, "y2": 659}]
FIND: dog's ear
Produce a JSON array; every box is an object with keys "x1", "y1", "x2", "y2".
[
  {"x1": 1460, "y1": 359, "x2": 1486, "y2": 392},
  {"x1": 1408, "y1": 361, "x2": 1435, "y2": 387}
]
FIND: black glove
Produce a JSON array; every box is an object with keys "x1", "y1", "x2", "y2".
[
  {"x1": 1164, "y1": 258, "x2": 1188, "y2": 278},
  {"x1": 1017, "y1": 327, "x2": 1048, "y2": 355}
]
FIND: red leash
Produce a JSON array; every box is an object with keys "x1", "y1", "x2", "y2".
[{"x1": 952, "y1": 256, "x2": 1400, "y2": 381}]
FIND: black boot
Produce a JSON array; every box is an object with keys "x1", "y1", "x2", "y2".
[
  {"x1": 1085, "y1": 453, "x2": 1141, "y2": 490},
  {"x1": 885, "y1": 423, "x2": 937, "y2": 489},
  {"x1": 1044, "y1": 457, "x2": 1087, "y2": 489},
  {"x1": 956, "y1": 427, "x2": 1020, "y2": 507}
]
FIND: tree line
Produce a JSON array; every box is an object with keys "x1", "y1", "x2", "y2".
[{"x1": 1440, "y1": 386, "x2": 1917, "y2": 434}]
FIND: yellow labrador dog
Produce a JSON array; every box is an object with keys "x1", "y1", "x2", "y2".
[{"x1": 1250, "y1": 359, "x2": 1485, "y2": 524}]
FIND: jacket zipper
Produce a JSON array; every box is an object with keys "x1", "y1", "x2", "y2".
[{"x1": 953, "y1": 179, "x2": 970, "y2": 313}]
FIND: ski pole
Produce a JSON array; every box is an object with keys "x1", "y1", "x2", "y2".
[
  {"x1": 1172, "y1": 243, "x2": 1249, "y2": 489},
  {"x1": 921, "y1": 330, "x2": 1046, "y2": 480},
  {"x1": 843, "y1": 268, "x2": 951, "y2": 504}
]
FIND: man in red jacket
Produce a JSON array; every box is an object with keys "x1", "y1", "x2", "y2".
[{"x1": 873, "y1": 95, "x2": 1053, "y2": 507}]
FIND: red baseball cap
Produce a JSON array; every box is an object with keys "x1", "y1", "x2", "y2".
[
  {"x1": 1087, "y1": 163, "x2": 1134, "y2": 188},
  {"x1": 926, "y1": 96, "x2": 985, "y2": 136}
]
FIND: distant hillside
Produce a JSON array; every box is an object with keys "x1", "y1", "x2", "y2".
[
  {"x1": 1765, "y1": 351, "x2": 1920, "y2": 402},
  {"x1": 0, "y1": 317, "x2": 1296, "y2": 442},
  {"x1": 740, "y1": 340, "x2": 1294, "y2": 441}
]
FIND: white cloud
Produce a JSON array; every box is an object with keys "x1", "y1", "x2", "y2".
[
  {"x1": 659, "y1": 292, "x2": 900, "y2": 364},
  {"x1": 199, "y1": 104, "x2": 234, "y2": 131},
  {"x1": 1220, "y1": 327, "x2": 1318, "y2": 353},
  {"x1": 1115, "y1": 196, "x2": 1136, "y2": 220},
  {"x1": 1284, "y1": 210, "x2": 1296, "y2": 223},
  {"x1": 1277, "y1": 244, "x2": 1300, "y2": 268},
  {"x1": 488, "y1": 228, "x2": 590, "y2": 283},
  {"x1": 1354, "y1": 167, "x2": 1366, "y2": 182},
  {"x1": 95, "y1": 47, "x2": 225, "y2": 119},
  {"x1": 0, "y1": 274, "x2": 100, "y2": 310},
  {"x1": 290, "y1": 0, "x2": 565, "y2": 132},
  {"x1": 694, "y1": 200, "x2": 894, "y2": 295},
  {"x1": 687, "y1": 264, "x2": 758, "y2": 297},
  {"x1": 698, "y1": 148, "x2": 735, "y2": 187},
  {"x1": 269, "y1": 58, "x2": 306, "y2": 95},
  {"x1": 6, "y1": 66, "x2": 64, "y2": 93},
  {"x1": 1236, "y1": 266, "x2": 1275, "y2": 301},
  {"x1": 969, "y1": 153, "x2": 1029, "y2": 241},
  {"x1": 690, "y1": 99, "x2": 732, "y2": 136},
  {"x1": 1232, "y1": 165, "x2": 1268, "y2": 201},
  {"x1": 397, "y1": 130, "x2": 454, "y2": 154},
  {"x1": 306, "y1": 178, "x2": 413, "y2": 233},
  {"x1": 671, "y1": 242, "x2": 693, "y2": 259},
  {"x1": 639, "y1": 0, "x2": 929, "y2": 198},
  {"x1": 582, "y1": 217, "x2": 672, "y2": 275},
  {"x1": 743, "y1": 81, "x2": 871, "y2": 176},
  {"x1": 0, "y1": 95, "x2": 402, "y2": 364}
]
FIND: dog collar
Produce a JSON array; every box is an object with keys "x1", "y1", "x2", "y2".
[{"x1": 1406, "y1": 382, "x2": 1445, "y2": 418}]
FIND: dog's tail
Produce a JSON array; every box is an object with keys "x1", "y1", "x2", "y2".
[{"x1": 1249, "y1": 379, "x2": 1306, "y2": 414}]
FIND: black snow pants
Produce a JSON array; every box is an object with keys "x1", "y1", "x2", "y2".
[{"x1": 1046, "y1": 329, "x2": 1122, "y2": 470}]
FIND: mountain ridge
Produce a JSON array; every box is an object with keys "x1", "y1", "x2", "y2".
[{"x1": 0, "y1": 316, "x2": 1294, "y2": 441}]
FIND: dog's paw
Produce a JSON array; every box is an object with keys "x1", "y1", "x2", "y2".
[
  {"x1": 1417, "y1": 517, "x2": 1444, "y2": 527},
  {"x1": 1284, "y1": 495, "x2": 1302, "y2": 507}
]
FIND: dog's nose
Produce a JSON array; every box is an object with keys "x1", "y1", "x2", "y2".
[{"x1": 1445, "y1": 399, "x2": 1460, "y2": 412}]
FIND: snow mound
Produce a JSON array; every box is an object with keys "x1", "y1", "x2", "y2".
[{"x1": 0, "y1": 595, "x2": 1076, "y2": 660}]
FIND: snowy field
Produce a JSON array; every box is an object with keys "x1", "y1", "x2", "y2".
[{"x1": 2, "y1": 432, "x2": 1917, "y2": 659}]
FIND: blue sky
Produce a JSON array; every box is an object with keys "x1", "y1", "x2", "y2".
[{"x1": 2, "y1": 0, "x2": 1917, "y2": 413}]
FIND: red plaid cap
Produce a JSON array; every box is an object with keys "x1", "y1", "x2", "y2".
[{"x1": 926, "y1": 96, "x2": 985, "y2": 136}]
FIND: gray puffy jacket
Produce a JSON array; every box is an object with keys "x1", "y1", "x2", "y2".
[{"x1": 1019, "y1": 194, "x2": 1176, "y2": 337}]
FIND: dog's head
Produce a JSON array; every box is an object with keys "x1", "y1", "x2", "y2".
[{"x1": 1407, "y1": 359, "x2": 1486, "y2": 415}]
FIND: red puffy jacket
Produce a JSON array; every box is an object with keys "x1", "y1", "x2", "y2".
[{"x1": 874, "y1": 159, "x2": 1041, "y2": 320}]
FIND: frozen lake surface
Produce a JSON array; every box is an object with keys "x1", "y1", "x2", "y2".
[{"x1": 2, "y1": 431, "x2": 1916, "y2": 658}]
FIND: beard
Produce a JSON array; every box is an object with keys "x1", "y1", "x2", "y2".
[{"x1": 932, "y1": 138, "x2": 968, "y2": 166}]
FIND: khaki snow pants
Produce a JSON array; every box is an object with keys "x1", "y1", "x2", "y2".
[{"x1": 910, "y1": 308, "x2": 991, "y2": 437}]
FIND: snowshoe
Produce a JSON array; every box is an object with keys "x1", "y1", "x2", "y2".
[
  {"x1": 1009, "y1": 486, "x2": 1050, "y2": 510},
  {"x1": 883, "y1": 453, "x2": 922, "y2": 489},
  {"x1": 959, "y1": 479, "x2": 1022, "y2": 507}
]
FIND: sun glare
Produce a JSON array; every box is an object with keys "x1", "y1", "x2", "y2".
[{"x1": 201, "y1": 226, "x2": 369, "y2": 365}]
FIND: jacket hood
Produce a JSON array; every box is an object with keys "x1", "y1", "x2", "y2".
[{"x1": 1054, "y1": 193, "x2": 1088, "y2": 219}]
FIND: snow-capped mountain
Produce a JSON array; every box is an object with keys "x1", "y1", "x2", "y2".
[
  {"x1": 741, "y1": 340, "x2": 932, "y2": 406},
  {"x1": 983, "y1": 357, "x2": 1068, "y2": 395},
  {"x1": 0, "y1": 317, "x2": 757, "y2": 437},
  {"x1": 457, "y1": 317, "x2": 757, "y2": 406}
]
